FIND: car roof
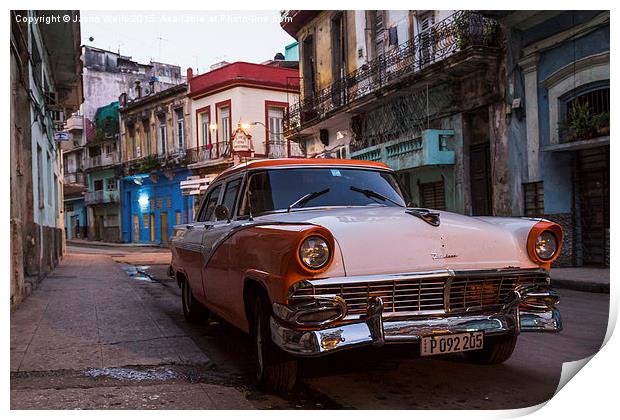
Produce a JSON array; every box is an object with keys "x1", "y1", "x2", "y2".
[{"x1": 213, "y1": 158, "x2": 391, "y2": 182}]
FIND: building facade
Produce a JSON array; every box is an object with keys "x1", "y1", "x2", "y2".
[
  {"x1": 10, "y1": 11, "x2": 83, "y2": 305},
  {"x1": 281, "y1": 10, "x2": 507, "y2": 217},
  {"x1": 119, "y1": 84, "x2": 192, "y2": 244},
  {"x1": 63, "y1": 45, "x2": 185, "y2": 243},
  {"x1": 487, "y1": 11, "x2": 610, "y2": 267},
  {"x1": 182, "y1": 61, "x2": 301, "y2": 203}
]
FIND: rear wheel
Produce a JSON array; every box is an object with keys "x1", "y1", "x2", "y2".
[
  {"x1": 252, "y1": 294, "x2": 298, "y2": 393},
  {"x1": 462, "y1": 333, "x2": 518, "y2": 364},
  {"x1": 181, "y1": 278, "x2": 208, "y2": 323}
]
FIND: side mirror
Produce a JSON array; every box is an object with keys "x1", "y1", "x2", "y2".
[{"x1": 214, "y1": 204, "x2": 230, "y2": 221}]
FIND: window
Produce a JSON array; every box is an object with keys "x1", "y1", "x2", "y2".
[
  {"x1": 142, "y1": 120, "x2": 151, "y2": 155},
  {"x1": 105, "y1": 143, "x2": 114, "y2": 156},
  {"x1": 46, "y1": 153, "x2": 52, "y2": 205},
  {"x1": 200, "y1": 112, "x2": 210, "y2": 147},
  {"x1": 523, "y1": 181, "x2": 544, "y2": 217},
  {"x1": 37, "y1": 146, "x2": 43, "y2": 208},
  {"x1": 240, "y1": 168, "x2": 406, "y2": 216},
  {"x1": 175, "y1": 109, "x2": 184, "y2": 150},
  {"x1": 94, "y1": 180, "x2": 104, "y2": 191},
  {"x1": 106, "y1": 178, "x2": 116, "y2": 190},
  {"x1": 560, "y1": 82, "x2": 610, "y2": 142},
  {"x1": 198, "y1": 184, "x2": 222, "y2": 222},
  {"x1": 218, "y1": 106, "x2": 230, "y2": 144},
  {"x1": 268, "y1": 106, "x2": 286, "y2": 157},
  {"x1": 175, "y1": 210, "x2": 182, "y2": 225},
  {"x1": 418, "y1": 180, "x2": 445, "y2": 210},
  {"x1": 158, "y1": 115, "x2": 167, "y2": 154},
  {"x1": 221, "y1": 179, "x2": 242, "y2": 215}
]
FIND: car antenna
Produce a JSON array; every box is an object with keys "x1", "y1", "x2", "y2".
[{"x1": 244, "y1": 156, "x2": 254, "y2": 221}]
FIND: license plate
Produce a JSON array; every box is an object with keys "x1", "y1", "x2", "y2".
[{"x1": 420, "y1": 332, "x2": 484, "y2": 356}]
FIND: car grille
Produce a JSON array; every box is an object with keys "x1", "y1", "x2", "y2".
[{"x1": 292, "y1": 270, "x2": 549, "y2": 315}]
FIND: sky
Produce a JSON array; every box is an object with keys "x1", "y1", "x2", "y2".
[{"x1": 80, "y1": 10, "x2": 296, "y2": 75}]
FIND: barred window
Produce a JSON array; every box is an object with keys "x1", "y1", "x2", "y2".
[
  {"x1": 419, "y1": 180, "x2": 445, "y2": 210},
  {"x1": 523, "y1": 181, "x2": 544, "y2": 217}
]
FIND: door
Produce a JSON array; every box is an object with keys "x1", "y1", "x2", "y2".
[
  {"x1": 577, "y1": 146, "x2": 609, "y2": 266},
  {"x1": 150, "y1": 213, "x2": 155, "y2": 242},
  {"x1": 470, "y1": 142, "x2": 492, "y2": 216},
  {"x1": 178, "y1": 183, "x2": 223, "y2": 302},
  {"x1": 160, "y1": 212, "x2": 168, "y2": 243},
  {"x1": 202, "y1": 177, "x2": 243, "y2": 314},
  {"x1": 133, "y1": 214, "x2": 139, "y2": 242}
]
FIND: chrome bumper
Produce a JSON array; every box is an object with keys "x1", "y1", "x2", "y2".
[{"x1": 271, "y1": 292, "x2": 562, "y2": 357}]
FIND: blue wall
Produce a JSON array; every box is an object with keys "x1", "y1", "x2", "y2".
[
  {"x1": 121, "y1": 168, "x2": 192, "y2": 244},
  {"x1": 64, "y1": 198, "x2": 87, "y2": 239}
]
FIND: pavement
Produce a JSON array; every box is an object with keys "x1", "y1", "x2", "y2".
[
  {"x1": 551, "y1": 267, "x2": 610, "y2": 293},
  {"x1": 9, "y1": 252, "x2": 255, "y2": 409}
]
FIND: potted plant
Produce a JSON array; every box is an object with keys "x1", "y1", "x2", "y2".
[{"x1": 558, "y1": 102, "x2": 599, "y2": 142}]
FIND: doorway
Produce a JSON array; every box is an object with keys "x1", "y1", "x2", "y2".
[
  {"x1": 160, "y1": 212, "x2": 168, "y2": 243},
  {"x1": 470, "y1": 142, "x2": 492, "y2": 216},
  {"x1": 576, "y1": 145, "x2": 609, "y2": 266}
]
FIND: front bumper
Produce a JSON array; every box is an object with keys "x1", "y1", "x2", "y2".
[{"x1": 271, "y1": 291, "x2": 562, "y2": 357}]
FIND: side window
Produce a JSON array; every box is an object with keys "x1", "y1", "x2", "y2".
[
  {"x1": 198, "y1": 184, "x2": 222, "y2": 222},
  {"x1": 221, "y1": 179, "x2": 242, "y2": 217}
]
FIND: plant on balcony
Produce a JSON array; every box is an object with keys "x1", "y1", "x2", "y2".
[
  {"x1": 453, "y1": 11, "x2": 472, "y2": 50},
  {"x1": 135, "y1": 155, "x2": 160, "y2": 174},
  {"x1": 558, "y1": 102, "x2": 610, "y2": 142}
]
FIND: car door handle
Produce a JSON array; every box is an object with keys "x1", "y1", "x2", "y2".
[{"x1": 186, "y1": 225, "x2": 194, "y2": 229}]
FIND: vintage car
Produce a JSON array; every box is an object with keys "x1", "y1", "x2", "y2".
[{"x1": 169, "y1": 158, "x2": 563, "y2": 392}]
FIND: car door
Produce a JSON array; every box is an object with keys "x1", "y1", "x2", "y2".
[
  {"x1": 202, "y1": 176, "x2": 244, "y2": 313},
  {"x1": 178, "y1": 182, "x2": 223, "y2": 303}
]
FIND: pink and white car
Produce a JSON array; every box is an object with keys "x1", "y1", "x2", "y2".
[{"x1": 170, "y1": 158, "x2": 563, "y2": 392}]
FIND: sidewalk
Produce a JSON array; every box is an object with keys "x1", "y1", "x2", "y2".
[
  {"x1": 551, "y1": 267, "x2": 610, "y2": 293},
  {"x1": 67, "y1": 239, "x2": 163, "y2": 248},
  {"x1": 10, "y1": 252, "x2": 253, "y2": 409}
]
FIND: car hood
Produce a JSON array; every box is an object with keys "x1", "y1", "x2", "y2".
[{"x1": 260, "y1": 207, "x2": 538, "y2": 276}]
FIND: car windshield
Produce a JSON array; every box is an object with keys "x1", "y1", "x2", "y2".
[{"x1": 240, "y1": 167, "x2": 407, "y2": 216}]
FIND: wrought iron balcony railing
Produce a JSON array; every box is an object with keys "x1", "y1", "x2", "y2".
[
  {"x1": 284, "y1": 11, "x2": 500, "y2": 134},
  {"x1": 63, "y1": 171, "x2": 85, "y2": 185},
  {"x1": 184, "y1": 142, "x2": 233, "y2": 164}
]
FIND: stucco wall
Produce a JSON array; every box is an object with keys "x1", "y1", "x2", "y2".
[{"x1": 189, "y1": 85, "x2": 299, "y2": 156}]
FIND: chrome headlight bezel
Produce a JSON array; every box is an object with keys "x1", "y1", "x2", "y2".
[
  {"x1": 534, "y1": 231, "x2": 558, "y2": 261},
  {"x1": 298, "y1": 235, "x2": 331, "y2": 270}
]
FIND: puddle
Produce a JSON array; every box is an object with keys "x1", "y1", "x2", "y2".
[
  {"x1": 120, "y1": 263, "x2": 157, "y2": 282},
  {"x1": 83, "y1": 367, "x2": 178, "y2": 382}
]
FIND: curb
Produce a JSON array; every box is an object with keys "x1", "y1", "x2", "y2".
[{"x1": 551, "y1": 279, "x2": 610, "y2": 294}]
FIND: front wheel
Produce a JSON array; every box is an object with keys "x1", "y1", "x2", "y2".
[
  {"x1": 181, "y1": 278, "x2": 208, "y2": 323},
  {"x1": 462, "y1": 333, "x2": 518, "y2": 364},
  {"x1": 252, "y1": 295, "x2": 298, "y2": 393}
]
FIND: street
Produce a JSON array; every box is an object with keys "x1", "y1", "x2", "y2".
[{"x1": 10, "y1": 245, "x2": 609, "y2": 410}]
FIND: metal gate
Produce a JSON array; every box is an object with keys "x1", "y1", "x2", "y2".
[{"x1": 577, "y1": 145, "x2": 609, "y2": 266}]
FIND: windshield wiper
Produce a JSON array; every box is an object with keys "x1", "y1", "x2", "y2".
[
  {"x1": 350, "y1": 186, "x2": 405, "y2": 207},
  {"x1": 287, "y1": 188, "x2": 330, "y2": 212}
]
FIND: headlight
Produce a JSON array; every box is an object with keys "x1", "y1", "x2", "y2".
[
  {"x1": 535, "y1": 231, "x2": 558, "y2": 260},
  {"x1": 299, "y1": 236, "x2": 330, "y2": 270}
]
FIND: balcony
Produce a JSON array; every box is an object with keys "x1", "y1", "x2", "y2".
[
  {"x1": 65, "y1": 114, "x2": 84, "y2": 132},
  {"x1": 284, "y1": 11, "x2": 500, "y2": 135},
  {"x1": 89, "y1": 153, "x2": 119, "y2": 169},
  {"x1": 63, "y1": 171, "x2": 85, "y2": 185},
  {"x1": 184, "y1": 142, "x2": 233, "y2": 166},
  {"x1": 349, "y1": 129, "x2": 455, "y2": 171},
  {"x1": 85, "y1": 190, "x2": 119, "y2": 205}
]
